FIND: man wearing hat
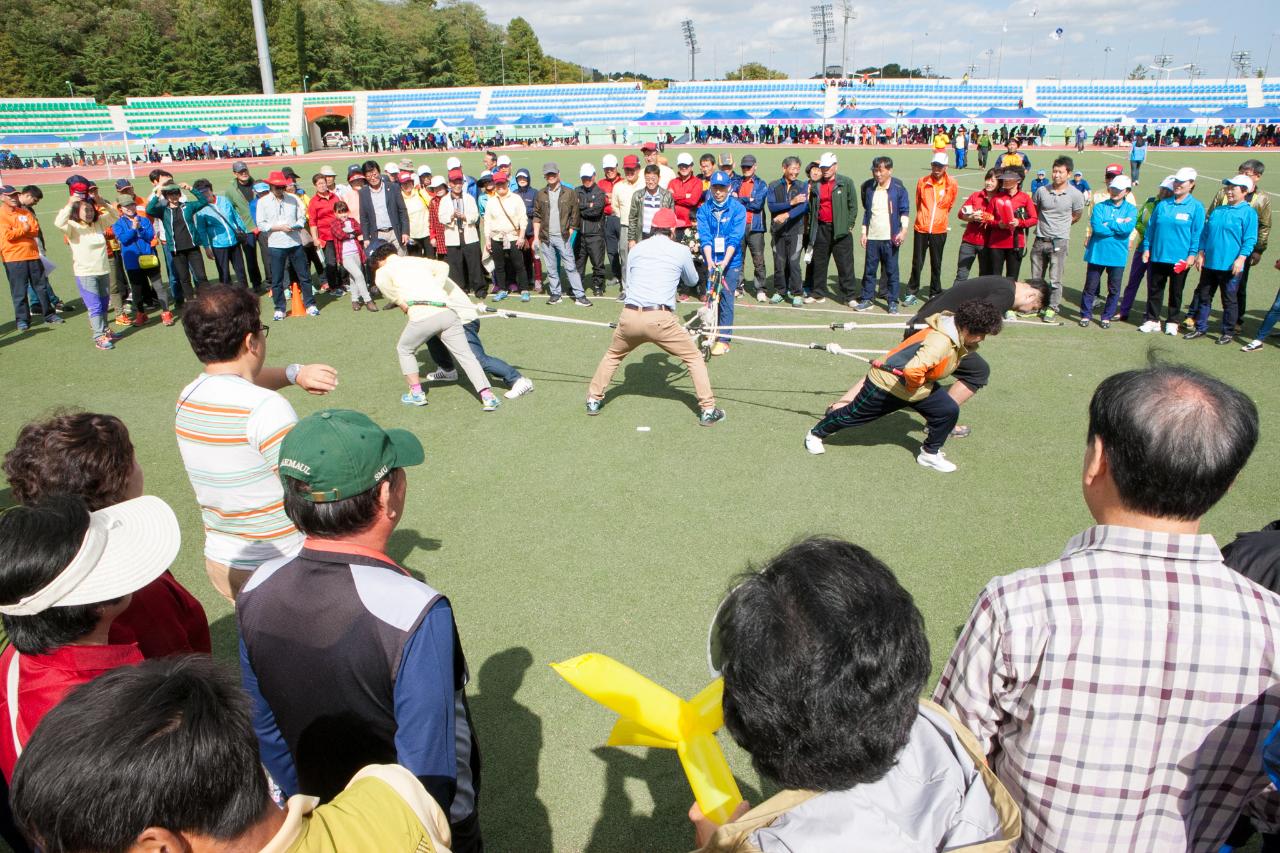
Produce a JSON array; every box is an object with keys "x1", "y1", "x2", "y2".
[
  {"x1": 733, "y1": 154, "x2": 770, "y2": 301},
  {"x1": 698, "y1": 171, "x2": 747, "y2": 355},
  {"x1": 610, "y1": 155, "x2": 644, "y2": 286},
  {"x1": 906, "y1": 153, "x2": 959, "y2": 305},
  {"x1": 446, "y1": 156, "x2": 478, "y2": 201},
  {"x1": 255, "y1": 171, "x2": 318, "y2": 319},
  {"x1": 807, "y1": 151, "x2": 858, "y2": 305},
  {"x1": 717, "y1": 152, "x2": 736, "y2": 181},
  {"x1": 226, "y1": 161, "x2": 267, "y2": 291},
  {"x1": 533, "y1": 162, "x2": 590, "y2": 306},
  {"x1": 1030, "y1": 169, "x2": 1049, "y2": 195},
  {"x1": 237, "y1": 409, "x2": 485, "y2": 852},
  {"x1": 358, "y1": 161, "x2": 410, "y2": 255},
  {"x1": 575, "y1": 164, "x2": 609, "y2": 297},
  {"x1": 145, "y1": 181, "x2": 210, "y2": 306},
  {"x1": 641, "y1": 141, "x2": 675, "y2": 188},
  {"x1": 1187, "y1": 174, "x2": 1259, "y2": 343},
  {"x1": 586, "y1": 207, "x2": 724, "y2": 425},
  {"x1": 0, "y1": 185, "x2": 62, "y2": 331},
  {"x1": 599, "y1": 154, "x2": 624, "y2": 286}
]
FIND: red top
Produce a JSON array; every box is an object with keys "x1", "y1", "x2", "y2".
[
  {"x1": 427, "y1": 195, "x2": 447, "y2": 256},
  {"x1": 0, "y1": 642, "x2": 143, "y2": 781},
  {"x1": 669, "y1": 173, "x2": 704, "y2": 220},
  {"x1": 329, "y1": 217, "x2": 366, "y2": 262},
  {"x1": 818, "y1": 179, "x2": 835, "y2": 224},
  {"x1": 959, "y1": 190, "x2": 991, "y2": 247},
  {"x1": 736, "y1": 176, "x2": 759, "y2": 229},
  {"x1": 307, "y1": 192, "x2": 341, "y2": 247},
  {"x1": 108, "y1": 572, "x2": 210, "y2": 658},
  {"x1": 986, "y1": 189, "x2": 1038, "y2": 250},
  {"x1": 598, "y1": 177, "x2": 616, "y2": 216}
]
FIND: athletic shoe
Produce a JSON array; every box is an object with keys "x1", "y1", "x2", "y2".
[
  {"x1": 53, "y1": 301, "x2": 68, "y2": 314},
  {"x1": 114, "y1": 313, "x2": 132, "y2": 327},
  {"x1": 1164, "y1": 322, "x2": 1178, "y2": 336},
  {"x1": 273, "y1": 310, "x2": 286, "y2": 321},
  {"x1": 547, "y1": 294, "x2": 564, "y2": 305},
  {"x1": 1183, "y1": 329, "x2": 1206, "y2": 340},
  {"x1": 710, "y1": 342, "x2": 730, "y2": 356},
  {"x1": 917, "y1": 449, "x2": 957, "y2": 473},
  {"x1": 804, "y1": 296, "x2": 817, "y2": 304},
  {"x1": 1099, "y1": 319, "x2": 1111, "y2": 329},
  {"x1": 306, "y1": 306, "x2": 320, "y2": 317},
  {"x1": 792, "y1": 296, "x2": 804, "y2": 307},
  {"x1": 493, "y1": 290, "x2": 508, "y2": 302},
  {"x1": 401, "y1": 391, "x2": 428, "y2": 407},
  {"x1": 44, "y1": 315, "x2": 64, "y2": 325},
  {"x1": 887, "y1": 304, "x2": 899, "y2": 315},
  {"x1": 734, "y1": 289, "x2": 744, "y2": 298},
  {"x1": 481, "y1": 395, "x2": 501, "y2": 412},
  {"x1": 161, "y1": 311, "x2": 175, "y2": 326},
  {"x1": 133, "y1": 312, "x2": 149, "y2": 327},
  {"x1": 1183, "y1": 316, "x2": 1196, "y2": 330},
  {"x1": 1215, "y1": 334, "x2": 1234, "y2": 345},
  {"x1": 504, "y1": 377, "x2": 534, "y2": 399},
  {"x1": 365, "y1": 300, "x2": 380, "y2": 312},
  {"x1": 804, "y1": 432, "x2": 826, "y2": 454},
  {"x1": 770, "y1": 293, "x2": 784, "y2": 304},
  {"x1": 852, "y1": 300, "x2": 874, "y2": 312},
  {"x1": 756, "y1": 291, "x2": 767, "y2": 303},
  {"x1": 521, "y1": 291, "x2": 531, "y2": 302},
  {"x1": 573, "y1": 296, "x2": 593, "y2": 307},
  {"x1": 330, "y1": 288, "x2": 346, "y2": 298},
  {"x1": 94, "y1": 334, "x2": 114, "y2": 350},
  {"x1": 677, "y1": 293, "x2": 691, "y2": 302},
  {"x1": 699, "y1": 407, "x2": 726, "y2": 426},
  {"x1": 1243, "y1": 340, "x2": 1264, "y2": 352},
  {"x1": 950, "y1": 425, "x2": 972, "y2": 438},
  {"x1": 585, "y1": 398, "x2": 602, "y2": 416},
  {"x1": 16, "y1": 323, "x2": 28, "y2": 332},
  {"x1": 1078, "y1": 318, "x2": 1090, "y2": 328},
  {"x1": 425, "y1": 368, "x2": 458, "y2": 382},
  {"x1": 1004, "y1": 310, "x2": 1016, "y2": 320},
  {"x1": 1137, "y1": 320, "x2": 1160, "y2": 333},
  {"x1": 902, "y1": 294, "x2": 919, "y2": 307},
  {"x1": 1041, "y1": 308, "x2": 1057, "y2": 323}
]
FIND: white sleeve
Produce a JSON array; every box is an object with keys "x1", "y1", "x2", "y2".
[{"x1": 246, "y1": 392, "x2": 299, "y2": 468}]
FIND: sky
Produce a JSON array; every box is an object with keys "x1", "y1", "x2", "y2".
[{"x1": 480, "y1": 0, "x2": 1279, "y2": 83}]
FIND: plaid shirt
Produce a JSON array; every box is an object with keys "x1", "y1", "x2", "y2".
[
  {"x1": 427, "y1": 195, "x2": 447, "y2": 257},
  {"x1": 934, "y1": 524, "x2": 1280, "y2": 852}
]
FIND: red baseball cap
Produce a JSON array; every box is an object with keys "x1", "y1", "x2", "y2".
[
  {"x1": 622, "y1": 155, "x2": 640, "y2": 169},
  {"x1": 69, "y1": 182, "x2": 90, "y2": 194},
  {"x1": 492, "y1": 172, "x2": 509, "y2": 184},
  {"x1": 651, "y1": 208, "x2": 678, "y2": 230},
  {"x1": 1105, "y1": 163, "x2": 1123, "y2": 176},
  {"x1": 640, "y1": 142, "x2": 658, "y2": 152},
  {"x1": 448, "y1": 168, "x2": 464, "y2": 182},
  {"x1": 266, "y1": 171, "x2": 290, "y2": 187}
]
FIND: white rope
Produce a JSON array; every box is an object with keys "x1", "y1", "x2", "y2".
[
  {"x1": 710, "y1": 322, "x2": 925, "y2": 332},
  {"x1": 692, "y1": 329, "x2": 887, "y2": 357},
  {"x1": 482, "y1": 308, "x2": 617, "y2": 329}
]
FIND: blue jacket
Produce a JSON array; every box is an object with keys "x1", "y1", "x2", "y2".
[
  {"x1": 1084, "y1": 197, "x2": 1138, "y2": 267},
  {"x1": 767, "y1": 177, "x2": 808, "y2": 237},
  {"x1": 1069, "y1": 177, "x2": 1091, "y2": 195},
  {"x1": 1200, "y1": 201, "x2": 1258, "y2": 271},
  {"x1": 859, "y1": 177, "x2": 911, "y2": 240},
  {"x1": 697, "y1": 195, "x2": 747, "y2": 269},
  {"x1": 514, "y1": 182, "x2": 537, "y2": 237},
  {"x1": 111, "y1": 215, "x2": 157, "y2": 271},
  {"x1": 1142, "y1": 195, "x2": 1206, "y2": 264},
  {"x1": 1030, "y1": 177, "x2": 1049, "y2": 195},
  {"x1": 1130, "y1": 140, "x2": 1148, "y2": 163},
  {"x1": 194, "y1": 194, "x2": 251, "y2": 249},
  {"x1": 730, "y1": 173, "x2": 769, "y2": 234}
]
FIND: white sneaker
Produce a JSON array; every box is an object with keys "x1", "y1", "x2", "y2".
[
  {"x1": 756, "y1": 291, "x2": 767, "y2": 303},
  {"x1": 504, "y1": 376, "x2": 534, "y2": 398},
  {"x1": 1164, "y1": 322, "x2": 1178, "y2": 336},
  {"x1": 306, "y1": 305, "x2": 320, "y2": 317},
  {"x1": 917, "y1": 449, "x2": 957, "y2": 473},
  {"x1": 804, "y1": 432, "x2": 826, "y2": 455},
  {"x1": 1137, "y1": 320, "x2": 1160, "y2": 334},
  {"x1": 425, "y1": 368, "x2": 458, "y2": 382},
  {"x1": 272, "y1": 310, "x2": 285, "y2": 321}
]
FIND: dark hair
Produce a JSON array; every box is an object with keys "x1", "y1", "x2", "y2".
[
  {"x1": 281, "y1": 470, "x2": 397, "y2": 538},
  {"x1": 1241, "y1": 159, "x2": 1265, "y2": 176},
  {"x1": 1052, "y1": 156, "x2": 1074, "y2": 172},
  {"x1": 312, "y1": 173, "x2": 326, "y2": 186},
  {"x1": 4, "y1": 412, "x2": 135, "y2": 510},
  {"x1": 717, "y1": 537, "x2": 929, "y2": 791},
  {"x1": 643, "y1": 164, "x2": 660, "y2": 176},
  {"x1": 0, "y1": 497, "x2": 117, "y2": 655},
  {"x1": 983, "y1": 168, "x2": 996, "y2": 182},
  {"x1": 781, "y1": 156, "x2": 801, "y2": 168},
  {"x1": 333, "y1": 200, "x2": 349, "y2": 213},
  {"x1": 1022, "y1": 277, "x2": 1051, "y2": 308},
  {"x1": 11, "y1": 656, "x2": 272, "y2": 852},
  {"x1": 20, "y1": 185, "x2": 42, "y2": 201},
  {"x1": 1087, "y1": 362, "x2": 1258, "y2": 520},
  {"x1": 871, "y1": 156, "x2": 893, "y2": 171},
  {"x1": 191, "y1": 178, "x2": 212, "y2": 193},
  {"x1": 699, "y1": 153, "x2": 715, "y2": 165},
  {"x1": 954, "y1": 299, "x2": 1003, "y2": 336},
  {"x1": 361, "y1": 160, "x2": 380, "y2": 174},
  {"x1": 148, "y1": 168, "x2": 171, "y2": 183},
  {"x1": 181, "y1": 283, "x2": 262, "y2": 365},
  {"x1": 68, "y1": 199, "x2": 97, "y2": 225},
  {"x1": 805, "y1": 161, "x2": 820, "y2": 174},
  {"x1": 367, "y1": 242, "x2": 399, "y2": 270}
]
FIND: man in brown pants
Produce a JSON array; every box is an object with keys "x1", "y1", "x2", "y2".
[{"x1": 586, "y1": 208, "x2": 725, "y2": 426}]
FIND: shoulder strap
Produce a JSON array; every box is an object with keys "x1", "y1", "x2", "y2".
[
  {"x1": 7, "y1": 651, "x2": 21, "y2": 759},
  {"x1": 496, "y1": 196, "x2": 520, "y2": 232}
]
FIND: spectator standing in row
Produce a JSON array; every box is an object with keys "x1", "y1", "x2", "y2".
[
  {"x1": 192, "y1": 179, "x2": 252, "y2": 288},
  {"x1": 329, "y1": 201, "x2": 376, "y2": 311},
  {"x1": 598, "y1": 154, "x2": 623, "y2": 288},
  {"x1": 732, "y1": 155, "x2": 769, "y2": 301},
  {"x1": 1186, "y1": 174, "x2": 1258, "y2": 344},
  {"x1": 954, "y1": 170, "x2": 997, "y2": 283},
  {"x1": 610, "y1": 155, "x2": 644, "y2": 286},
  {"x1": 402, "y1": 169, "x2": 433, "y2": 257},
  {"x1": 146, "y1": 182, "x2": 208, "y2": 307},
  {"x1": 575, "y1": 164, "x2": 608, "y2": 298},
  {"x1": 255, "y1": 171, "x2": 318, "y2": 320},
  {"x1": 627, "y1": 165, "x2": 674, "y2": 244},
  {"x1": 1203, "y1": 159, "x2": 1270, "y2": 320},
  {"x1": 1139, "y1": 168, "x2": 1204, "y2": 336},
  {"x1": 640, "y1": 141, "x2": 675, "y2": 187},
  {"x1": 485, "y1": 171, "x2": 530, "y2": 300},
  {"x1": 767, "y1": 155, "x2": 808, "y2": 306},
  {"x1": 358, "y1": 161, "x2": 409, "y2": 253},
  {"x1": 807, "y1": 152, "x2": 857, "y2": 304},
  {"x1": 1079, "y1": 175, "x2": 1137, "y2": 329},
  {"x1": 2, "y1": 185, "x2": 64, "y2": 331},
  {"x1": 54, "y1": 194, "x2": 117, "y2": 350},
  {"x1": 534, "y1": 162, "x2": 591, "y2": 307},
  {"x1": 1029, "y1": 156, "x2": 1084, "y2": 323},
  {"x1": 308, "y1": 173, "x2": 345, "y2": 290},
  {"x1": 984, "y1": 169, "x2": 1037, "y2": 280},
  {"x1": 113, "y1": 196, "x2": 172, "y2": 328},
  {"x1": 853, "y1": 156, "x2": 909, "y2": 314},
  {"x1": 439, "y1": 168, "x2": 484, "y2": 296},
  {"x1": 1111, "y1": 176, "x2": 1169, "y2": 323},
  {"x1": 225, "y1": 161, "x2": 266, "y2": 290},
  {"x1": 905, "y1": 153, "x2": 958, "y2": 306}
]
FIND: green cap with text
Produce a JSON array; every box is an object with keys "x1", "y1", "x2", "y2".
[{"x1": 278, "y1": 409, "x2": 424, "y2": 502}]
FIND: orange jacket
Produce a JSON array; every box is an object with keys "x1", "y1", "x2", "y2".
[
  {"x1": 914, "y1": 173, "x2": 959, "y2": 235},
  {"x1": 0, "y1": 204, "x2": 41, "y2": 262}
]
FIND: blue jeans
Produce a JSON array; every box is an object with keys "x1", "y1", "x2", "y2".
[
  {"x1": 540, "y1": 234, "x2": 584, "y2": 298},
  {"x1": 714, "y1": 265, "x2": 740, "y2": 343},
  {"x1": 1081, "y1": 263, "x2": 1123, "y2": 321},
  {"x1": 427, "y1": 319, "x2": 521, "y2": 385},
  {"x1": 1253, "y1": 288, "x2": 1280, "y2": 341},
  {"x1": 812, "y1": 381, "x2": 959, "y2": 454},
  {"x1": 5, "y1": 259, "x2": 54, "y2": 327},
  {"x1": 1195, "y1": 268, "x2": 1242, "y2": 335},
  {"x1": 268, "y1": 245, "x2": 315, "y2": 312},
  {"x1": 860, "y1": 240, "x2": 900, "y2": 306}
]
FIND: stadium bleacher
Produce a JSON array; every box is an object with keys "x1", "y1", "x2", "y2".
[
  {"x1": 486, "y1": 83, "x2": 646, "y2": 125},
  {"x1": 364, "y1": 89, "x2": 483, "y2": 131},
  {"x1": 0, "y1": 99, "x2": 113, "y2": 137},
  {"x1": 1032, "y1": 82, "x2": 1249, "y2": 122},
  {"x1": 123, "y1": 96, "x2": 293, "y2": 135},
  {"x1": 655, "y1": 80, "x2": 824, "y2": 115},
  {"x1": 840, "y1": 82, "x2": 1023, "y2": 114}
]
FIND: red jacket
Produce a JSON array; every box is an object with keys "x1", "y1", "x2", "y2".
[
  {"x1": 959, "y1": 190, "x2": 991, "y2": 247},
  {"x1": 308, "y1": 191, "x2": 341, "y2": 247},
  {"x1": 669, "y1": 173, "x2": 704, "y2": 220},
  {"x1": 330, "y1": 217, "x2": 366, "y2": 262},
  {"x1": 108, "y1": 572, "x2": 210, "y2": 658},
  {"x1": 986, "y1": 189, "x2": 1037, "y2": 250},
  {"x1": 598, "y1": 177, "x2": 616, "y2": 216}
]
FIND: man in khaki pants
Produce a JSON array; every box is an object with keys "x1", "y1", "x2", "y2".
[{"x1": 586, "y1": 208, "x2": 725, "y2": 426}]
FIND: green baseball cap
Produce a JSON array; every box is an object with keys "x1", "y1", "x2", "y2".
[{"x1": 278, "y1": 409, "x2": 424, "y2": 502}]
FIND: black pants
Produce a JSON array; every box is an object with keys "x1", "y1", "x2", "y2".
[
  {"x1": 954, "y1": 242, "x2": 982, "y2": 283},
  {"x1": 811, "y1": 382, "x2": 959, "y2": 454},
  {"x1": 772, "y1": 229, "x2": 803, "y2": 297},
  {"x1": 447, "y1": 241, "x2": 485, "y2": 294},
  {"x1": 809, "y1": 221, "x2": 856, "y2": 300},
  {"x1": 304, "y1": 243, "x2": 325, "y2": 278},
  {"x1": 743, "y1": 231, "x2": 767, "y2": 290},
  {"x1": 576, "y1": 228, "x2": 607, "y2": 293},
  {"x1": 984, "y1": 246, "x2": 1023, "y2": 279},
  {"x1": 908, "y1": 231, "x2": 947, "y2": 297},
  {"x1": 5, "y1": 259, "x2": 54, "y2": 326},
  {"x1": 238, "y1": 231, "x2": 264, "y2": 288},
  {"x1": 490, "y1": 241, "x2": 528, "y2": 291},
  {"x1": 1195, "y1": 268, "x2": 1243, "y2": 335},
  {"x1": 604, "y1": 215, "x2": 622, "y2": 284},
  {"x1": 211, "y1": 245, "x2": 248, "y2": 286},
  {"x1": 125, "y1": 267, "x2": 167, "y2": 310},
  {"x1": 170, "y1": 247, "x2": 207, "y2": 304},
  {"x1": 320, "y1": 242, "x2": 345, "y2": 289},
  {"x1": 977, "y1": 148, "x2": 989, "y2": 168},
  {"x1": 1144, "y1": 262, "x2": 1191, "y2": 324}
]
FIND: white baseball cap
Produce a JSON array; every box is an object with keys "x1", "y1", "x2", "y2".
[
  {"x1": 1173, "y1": 167, "x2": 1197, "y2": 183},
  {"x1": 416, "y1": 165, "x2": 432, "y2": 177},
  {"x1": 1225, "y1": 174, "x2": 1255, "y2": 192},
  {"x1": 1109, "y1": 175, "x2": 1133, "y2": 191},
  {"x1": 601, "y1": 154, "x2": 619, "y2": 169},
  {"x1": 819, "y1": 152, "x2": 838, "y2": 168},
  {"x1": 1159, "y1": 176, "x2": 1176, "y2": 191},
  {"x1": 446, "y1": 156, "x2": 462, "y2": 170},
  {"x1": 318, "y1": 166, "x2": 336, "y2": 177},
  {"x1": 676, "y1": 152, "x2": 694, "y2": 166},
  {"x1": 930, "y1": 153, "x2": 948, "y2": 166},
  {"x1": 496, "y1": 154, "x2": 511, "y2": 166},
  {"x1": 384, "y1": 161, "x2": 400, "y2": 174},
  {"x1": 0, "y1": 496, "x2": 180, "y2": 616},
  {"x1": 580, "y1": 163, "x2": 596, "y2": 178},
  {"x1": 429, "y1": 175, "x2": 448, "y2": 189}
]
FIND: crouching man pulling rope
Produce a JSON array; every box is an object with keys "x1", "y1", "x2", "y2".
[
  {"x1": 805, "y1": 299, "x2": 1004, "y2": 471},
  {"x1": 586, "y1": 207, "x2": 726, "y2": 426},
  {"x1": 367, "y1": 239, "x2": 504, "y2": 411}
]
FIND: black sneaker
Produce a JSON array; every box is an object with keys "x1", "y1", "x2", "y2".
[
  {"x1": 547, "y1": 294, "x2": 564, "y2": 305},
  {"x1": 1183, "y1": 329, "x2": 1206, "y2": 340},
  {"x1": 573, "y1": 296, "x2": 593, "y2": 307},
  {"x1": 699, "y1": 407, "x2": 726, "y2": 427},
  {"x1": 1215, "y1": 334, "x2": 1234, "y2": 345}
]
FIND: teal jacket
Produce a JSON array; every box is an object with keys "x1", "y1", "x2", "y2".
[
  {"x1": 145, "y1": 192, "x2": 209, "y2": 248},
  {"x1": 1083, "y1": 197, "x2": 1137, "y2": 268},
  {"x1": 194, "y1": 195, "x2": 252, "y2": 249},
  {"x1": 1200, "y1": 201, "x2": 1258, "y2": 272}
]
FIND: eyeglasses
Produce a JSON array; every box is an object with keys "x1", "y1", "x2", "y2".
[{"x1": 254, "y1": 325, "x2": 269, "y2": 339}]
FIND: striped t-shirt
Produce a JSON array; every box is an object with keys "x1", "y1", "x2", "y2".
[{"x1": 175, "y1": 373, "x2": 304, "y2": 569}]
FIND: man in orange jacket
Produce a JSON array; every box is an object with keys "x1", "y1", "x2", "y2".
[
  {"x1": 905, "y1": 153, "x2": 959, "y2": 305},
  {"x1": 1, "y1": 185, "x2": 63, "y2": 331}
]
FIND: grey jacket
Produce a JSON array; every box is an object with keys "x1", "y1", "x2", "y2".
[{"x1": 628, "y1": 187, "x2": 675, "y2": 237}]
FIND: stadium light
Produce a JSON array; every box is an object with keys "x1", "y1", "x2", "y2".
[
  {"x1": 681, "y1": 20, "x2": 701, "y2": 81},
  {"x1": 1231, "y1": 50, "x2": 1252, "y2": 79},
  {"x1": 1102, "y1": 46, "x2": 1113, "y2": 80},
  {"x1": 249, "y1": 0, "x2": 275, "y2": 94},
  {"x1": 812, "y1": 5, "x2": 835, "y2": 76},
  {"x1": 839, "y1": 1, "x2": 858, "y2": 78}
]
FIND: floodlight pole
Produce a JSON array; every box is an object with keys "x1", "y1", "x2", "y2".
[
  {"x1": 840, "y1": 1, "x2": 857, "y2": 77},
  {"x1": 249, "y1": 0, "x2": 276, "y2": 94},
  {"x1": 811, "y1": 5, "x2": 834, "y2": 76}
]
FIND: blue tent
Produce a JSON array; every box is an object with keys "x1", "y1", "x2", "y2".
[
  {"x1": 760, "y1": 108, "x2": 823, "y2": 122},
  {"x1": 221, "y1": 124, "x2": 277, "y2": 136},
  {"x1": 697, "y1": 109, "x2": 755, "y2": 122},
  {"x1": 77, "y1": 131, "x2": 144, "y2": 143},
  {"x1": 1126, "y1": 105, "x2": 1208, "y2": 124},
  {"x1": 151, "y1": 126, "x2": 208, "y2": 139},
  {"x1": 975, "y1": 106, "x2": 1047, "y2": 122},
  {"x1": 829, "y1": 107, "x2": 893, "y2": 121},
  {"x1": 0, "y1": 133, "x2": 68, "y2": 146},
  {"x1": 905, "y1": 107, "x2": 969, "y2": 120},
  {"x1": 634, "y1": 110, "x2": 689, "y2": 123},
  {"x1": 404, "y1": 118, "x2": 452, "y2": 130},
  {"x1": 1212, "y1": 106, "x2": 1280, "y2": 124},
  {"x1": 456, "y1": 116, "x2": 495, "y2": 126},
  {"x1": 511, "y1": 113, "x2": 566, "y2": 126}
]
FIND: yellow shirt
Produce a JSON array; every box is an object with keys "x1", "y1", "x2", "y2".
[
  {"x1": 54, "y1": 202, "x2": 117, "y2": 276},
  {"x1": 611, "y1": 177, "x2": 644, "y2": 230},
  {"x1": 375, "y1": 254, "x2": 479, "y2": 323}
]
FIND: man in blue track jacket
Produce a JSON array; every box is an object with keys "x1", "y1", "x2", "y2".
[
  {"x1": 731, "y1": 154, "x2": 770, "y2": 300},
  {"x1": 767, "y1": 156, "x2": 808, "y2": 306}
]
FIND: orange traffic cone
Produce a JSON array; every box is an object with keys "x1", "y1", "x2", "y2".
[{"x1": 289, "y1": 282, "x2": 306, "y2": 317}]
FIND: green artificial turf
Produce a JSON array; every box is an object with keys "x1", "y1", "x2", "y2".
[{"x1": 1, "y1": 146, "x2": 1278, "y2": 852}]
